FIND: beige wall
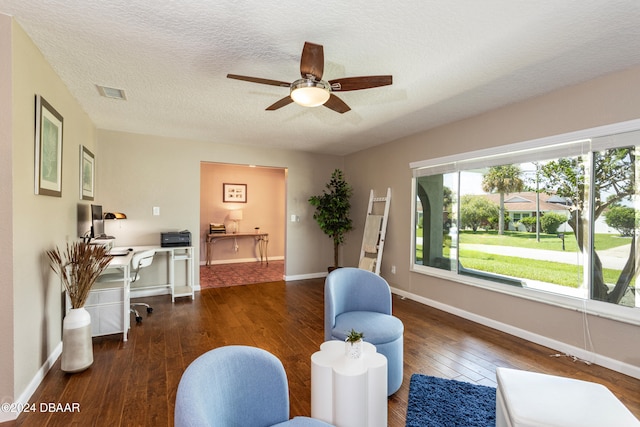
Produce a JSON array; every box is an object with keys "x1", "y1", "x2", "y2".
[
  {"x1": 0, "y1": 12, "x2": 14, "y2": 411},
  {"x1": 6, "y1": 15, "x2": 98, "y2": 413},
  {"x1": 95, "y1": 130, "x2": 342, "y2": 280},
  {"x1": 344, "y1": 65, "x2": 640, "y2": 374}
]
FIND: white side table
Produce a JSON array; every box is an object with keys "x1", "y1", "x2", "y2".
[{"x1": 311, "y1": 340, "x2": 387, "y2": 427}]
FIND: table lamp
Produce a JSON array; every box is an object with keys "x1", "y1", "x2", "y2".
[{"x1": 229, "y1": 209, "x2": 243, "y2": 234}]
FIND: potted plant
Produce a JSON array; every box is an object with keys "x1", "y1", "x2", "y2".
[
  {"x1": 345, "y1": 328, "x2": 365, "y2": 359},
  {"x1": 308, "y1": 169, "x2": 354, "y2": 271},
  {"x1": 47, "y1": 241, "x2": 112, "y2": 373}
]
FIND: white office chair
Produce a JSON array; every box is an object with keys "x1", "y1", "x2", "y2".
[{"x1": 98, "y1": 249, "x2": 156, "y2": 323}]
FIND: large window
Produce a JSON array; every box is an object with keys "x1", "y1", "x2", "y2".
[{"x1": 412, "y1": 126, "x2": 640, "y2": 323}]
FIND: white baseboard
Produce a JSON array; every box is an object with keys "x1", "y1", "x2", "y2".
[
  {"x1": 130, "y1": 287, "x2": 171, "y2": 298},
  {"x1": 284, "y1": 272, "x2": 327, "y2": 281},
  {"x1": 390, "y1": 287, "x2": 640, "y2": 380},
  {"x1": 0, "y1": 342, "x2": 63, "y2": 423},
  {"x1": 199, "y1": 256, "x2": 284, "y2": 266},
  {"x1": 131, "y1": 283, "x2": 202, "y2": 298}
]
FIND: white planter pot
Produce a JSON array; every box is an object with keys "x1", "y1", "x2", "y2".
[
  {"x1": 62, "y1": 307, "x2": 93, "y2": 373},
  {"x1": 345, "y1": 339, "x2": 364, "y2": 360}
]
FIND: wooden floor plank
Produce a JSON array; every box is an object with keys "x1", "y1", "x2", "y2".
[{"x1": 5, "y1": 278, "x2": 640, "y2": 427}]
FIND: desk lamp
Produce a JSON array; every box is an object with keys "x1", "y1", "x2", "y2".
[
  {"x1": 104, "y1": 212, "x2": 127, "y2": 220},
  {"x1": 229, "y1": 209, "x2": 243, "y2": 234}
]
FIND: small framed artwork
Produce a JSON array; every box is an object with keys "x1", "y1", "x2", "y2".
[
  {"x1": 80, "y1": 145, "x2": 95, "y2": 201},
  {"x1": 34, "y1": 95, "x2": 64, "y2": 197},
  {"x1": 223, "y1": 183, "x2": 247, "y2": 203}
]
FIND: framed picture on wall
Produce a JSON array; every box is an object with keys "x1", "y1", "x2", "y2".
[
  {"x1": 223, "y1": 183, "x2": 247, "y2": 203},
  {"x1": 34, "y1": 94, "x2": 64, "y2": 197},
  {"x1": 80, "y1": 145, "x2": 95, "y2": 200}
]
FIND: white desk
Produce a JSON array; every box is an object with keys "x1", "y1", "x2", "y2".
[
  {"x1": 311, "y1": 340, "x2": 387, "y2": 427},
  {"x1": 83, "y1": 251, "x2": 133, "y2": 341},
  {"x1": 116, "y1": 246, "x2": 195, "y2": 302},
  {"x1": 84, "y1": 246, "x2": 195, "y2": 342}
]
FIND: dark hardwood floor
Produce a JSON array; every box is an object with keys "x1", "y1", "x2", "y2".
[{"x1": 6, "y1": 278, "x2": 640, "y2": 426}]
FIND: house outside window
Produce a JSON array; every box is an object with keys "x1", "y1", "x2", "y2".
[{"x1": 411, "y1": 126, "x2": 640, "y2": 324}]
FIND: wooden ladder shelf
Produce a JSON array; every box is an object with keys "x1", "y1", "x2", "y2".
[{"x1": 358, "y1": 188, "x2": 391, "y2": 275}]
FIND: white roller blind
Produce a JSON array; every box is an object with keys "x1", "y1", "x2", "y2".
[
  {"x1": 411, "y1": 118, "x2": 640, "y2": 178},
  {"x1": 412, "y1": 139, "x2": 588, "y2": 178}
]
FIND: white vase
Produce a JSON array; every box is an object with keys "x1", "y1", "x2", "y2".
[
  {"x1": 345, "y1": 339, "x2": 364, "y2": 360},
  {"x1": 61, "y1": 307, "x2": 93, "y2": 373}
]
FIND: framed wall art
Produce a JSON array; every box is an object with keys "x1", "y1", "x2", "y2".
[
  {"x1": 80, "y1": 145, "x2": 95, "y2": 200},
  {"x1": 34, "y1": 95, "x2": 64, "y2": 197},
  {"x1": 223, "y1": 183, "x2": 247, "y2": 203}
]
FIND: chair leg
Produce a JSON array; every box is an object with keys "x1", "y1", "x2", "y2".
[
  {"x1": 130, "y1": 307, "x2": 143, "y2": 323},
  {"x1": 130, "y1": 303, "x2": 153, "y2": 323}
]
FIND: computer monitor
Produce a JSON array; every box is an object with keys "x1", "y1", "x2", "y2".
[
  {"x1": 91, "y1": 204, "x2": 105, "y2": 239},
  {"x1": 77, "y1": 204, "x2": 91, "y2": 239}
]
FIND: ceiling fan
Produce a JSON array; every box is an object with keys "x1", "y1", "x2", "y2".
[{"x1": 227, "y1": 42, "x2": 392, "y2": 114}]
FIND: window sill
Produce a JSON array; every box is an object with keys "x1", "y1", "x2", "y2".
[{"x1": 410, "y1": 264, "x2": 640, "y2": 326}]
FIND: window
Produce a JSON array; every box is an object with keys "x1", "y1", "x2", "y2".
[{"x1": 411, "y1": 125, "x2": 640, "y2": 324}]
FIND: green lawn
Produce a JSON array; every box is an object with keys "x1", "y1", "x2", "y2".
[
  {"x1": 416, "y1": 229, "x2": 630, "y2": 288},
  {"x1": 458, "y1": 250, "x2": 621, "y2": 288},
  {"x1": 458, "y1": 230, "x2": 631, "y2": 252}
]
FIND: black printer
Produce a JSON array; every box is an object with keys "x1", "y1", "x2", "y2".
[{"x1": 161, "y1": 230, "x2": 192, "y2": 247}]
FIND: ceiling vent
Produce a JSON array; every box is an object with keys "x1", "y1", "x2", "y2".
[{"x1": 96, "y1": 85, "x2": 127, "y2": 100}]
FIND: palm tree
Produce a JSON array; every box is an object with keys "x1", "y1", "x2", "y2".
[{"x1": 481, "y1": 165, "x2": 524, "y2": 235}]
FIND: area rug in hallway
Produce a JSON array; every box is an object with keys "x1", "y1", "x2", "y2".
[
  {"x1": 405, "y1": 374, "x2": 496, "y2": 427},
  {"x1": 200, "y1": 260, "x2": 284, "y2": 288}
]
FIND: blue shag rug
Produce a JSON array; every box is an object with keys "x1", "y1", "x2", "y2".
[{"x1": 406, "y1": 374, "x2": 496, "y2": 427}]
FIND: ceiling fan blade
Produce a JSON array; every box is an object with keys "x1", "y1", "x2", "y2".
[
  {"x1": 323, "y1": 94, "x2": 351, "y2": 114},
  {"x1": 329, "y1": 75, "x2": 393, "y2": 92},
  {"x1": 227, "y1": 74, "x2": 291, "y2": 88},
  {"x1": 266, "y1": 96, "x2": 294, "y2": 111},
  {"x1": 300, "y1": 42, "x2": 324, "y2": 80}
]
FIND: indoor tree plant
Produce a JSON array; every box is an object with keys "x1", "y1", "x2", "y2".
[
  {"x1": 308, "y1": 169, "x2": 354, "y2": 270},
  {"x1": 47, "y1": 241, "x2": 112, "y2": 372}
]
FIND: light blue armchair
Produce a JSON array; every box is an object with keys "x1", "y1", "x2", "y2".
[
  {"x1": 324, "y1": 267, "x2": 404, "y2": 395},
  {"x1": 175, "y1": 345, "x2": 334, "y2": 427}
]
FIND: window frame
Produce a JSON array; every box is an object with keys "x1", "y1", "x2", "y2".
[{"x1": 410, "y1": 119, "x2": 640, "y2": 326}]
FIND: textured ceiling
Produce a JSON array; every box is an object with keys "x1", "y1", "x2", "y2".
[{"x1": 2, "y1": 1, "x2": 640, "y2": 155}]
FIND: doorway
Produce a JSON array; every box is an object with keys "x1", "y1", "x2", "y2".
[{"x1": 199, "y1": 162, "x2": 286, "y2": 287}]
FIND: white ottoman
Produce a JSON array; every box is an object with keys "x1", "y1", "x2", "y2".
[{"x1": 496, "y1": 367, "x2": 640, "y2": 427}]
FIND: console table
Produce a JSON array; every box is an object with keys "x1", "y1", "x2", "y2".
[{"x1": 205, "y1": 232, "x2": 269, "y2": 265}]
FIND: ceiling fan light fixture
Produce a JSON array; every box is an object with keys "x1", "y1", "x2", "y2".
[{"x1": 290, "y1": 79, "x2": 330, "y2": 107}]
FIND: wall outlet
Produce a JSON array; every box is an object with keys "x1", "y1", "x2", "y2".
[
  {"x1": 153, "y1": 206, "x2": 160, "y2": 216},
  {"x1": 391, "y1": 265, "x2": 396, "y2": 274}
]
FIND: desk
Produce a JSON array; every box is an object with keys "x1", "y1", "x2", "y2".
[
  {"x1": 117, "y1": 246, "x2": 195, "y2": 302},
  {"x1": 311, "y1": 340, "x2": 387, "y2": 427},
  {"x1": 205, "y1": 233, "x2": 269, "y2": 265},
  {"x1": 83, "y1": 251, "x2": 133, "y2": 341},
  {"x1": 83, "y1": 246, "x2": 194, "y2": 342}
]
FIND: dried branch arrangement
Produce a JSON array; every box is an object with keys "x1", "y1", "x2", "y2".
[{"x1": 47, "y1": 242, "x2": 113, "y2": 309}]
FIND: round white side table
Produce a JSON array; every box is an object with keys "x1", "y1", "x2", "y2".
[{"x1": 311, "y1": 340, "x2": 387, "y2": 427}]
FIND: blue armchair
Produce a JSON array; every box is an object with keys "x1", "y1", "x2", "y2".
[
  {"x1": 175, "y1": 345, "x2": 334, "y2": 427},
  {"x1": 324, "y1": 267, "x2": 404, "y2": 395}
]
